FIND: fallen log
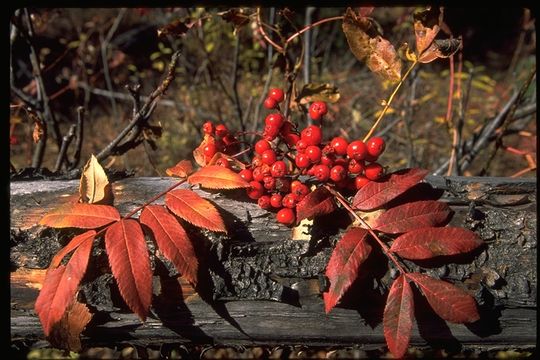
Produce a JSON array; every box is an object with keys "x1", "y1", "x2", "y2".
[{"x1": 10, "y1": 175, "x2": 537, "y2": 352}]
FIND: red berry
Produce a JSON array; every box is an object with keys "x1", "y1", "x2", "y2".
[
  {"x1": 215, "y1": 124, "x2": 228, "y2": 137},
  {"x1": 215, "y1": 157, "x2": 230, "y2": 169},
  {"x1": 320, "y1": 155, "x2": 334, "y2": 167},
  {"x1": 276, "y1": 207, "x2": 295, "y2": 226},
  {"x1": 365, "y1": 163, "x2": 384, "y2": 180},
  {"x1": 270, "y1": 193, "x2": 283, "y2": 208},
  {"x1": 252, "y1": 156, "x2": 263, "y2": 168},
  {"x1": 202, "y1": 121, "x2": 214, "y2": 135},
  {"x1": 305, "y1": 145, "x2": 322, "y2": 163},
  {"x1": 239, "y1": 169, "x2": 253, "y2": 182},
  {"x1": 265, "y1": 113, "x2": 284, "y2": 128},
  {"x1": 334, "y1": 157, "x2": 348, "y2": 167},
  {"x1": 347, "y1": 140, "x2": 368, "y2": 161},
  {"x1": 261, "y1": 149, "x2": 277, "y2": 165},
  {"x1": 366, "y1": 137, "x2": 386, "y2": 157},
  {"x1": 271, "y1": 160, "x2": 287, "y2": 177},
  {"x1": 295, "y1": 153, "x2": 311, "y2": 168},
  {"x1": 300, "y1": 125, "x2": 323, "y2": 146},
  {"x1": 330, "y1": 165, "x2": 347, "y2": 182},
  {"x1": 285, "y1": 133, "x2": 301, "y2": 147},
  {"x1": 203, "y1": 143, "x2": 217, "y2": 157},
  {"x1": 247, "y1": 181, "x2": 264, "y2": 199},
  {"x1": 313, "y1": 164, "x2": 330, "y2": 182},
  {"x1": 355, "y1": 175, "x2": 370, "y2": 190},
  {"x1": 263, "y1": 176, "x2": 276, "y2": 190},
  {"x1": 282, "y1": 193, "x2": 297, "y2": 208},
  {"x1": 295, "y1": 139, "x2": 309, "y2": 153},
  {"x1": 365, "y1": 153, "x2": 379, "y2": 163},
  {"x1": 255, "y1": 139, "x2": 271, "y2": 155},
  {"x1": 290, "y1": 180, "x2": 303, "y2": 193},
  {"x1": 292, "y1": 183, "x2": 309, "y2": 200},
  {"x1": 253, "y1": 165, "x2": 270, "y2": 182},
  {"x1": 331, "y1": 137, "x2": 348, "y2": 156},
  {"x1": 309, "y1": 101, "x2": 328, "y2": 121},
  {"x1": 263, "y1": 124, "x2": 280, "y2": 141},
  {"x1": 348, "y1": 159, "x2": 365, "y2": 174},
  {"x1": 263, "y1": 96, "x2": 278, "y2": 110},
  {"x1": 258, "y1": 195, "x2": 271, "y2": 209},
  {"x1": 269, "y1": 88, "x2": 284, "y2": 103}
]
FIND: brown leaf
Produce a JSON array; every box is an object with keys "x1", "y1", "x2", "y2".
[
  {"x1": 79, "y1": 154, "x2": 114, "y2": 205},
  {"x1": 188, "y1": 165, "x2": 250, "y2": 190},
  {"x1": 166, "y1": 159, "x2": 194, "y2": 178},
  {"x1": 296, "y1": 83, "x2": 341, "y2": 105},
  {"x1": 296, "y1": 186, "x2": 336, "y2": 221},
  {"x1": 158, "y1": 17, "x2": 202, "y2": 38},
  {"x1": 383, "y1": 275, "x2": 414, "y2": 359},
  {"x1": 217, "y1": 8, "x2": 250, "y2": 28},
  {"x1": 413, "y1": 7, "x2": 443, "y2": 55},
  {"x1": 48, "y1": 299, "x2": 92, "y2": 352},
  {"x1": 33, "y1": 119, "x2": 44, "y2": 143},
  {"x1": 342, "y1": 8, "x2": 401, "y2": 83},
  {"x1": 165, "y1": 189, "x2": 227, "y2": 233},
  {"x1": 418, "y1": 38, "x2": 462, "y2": 63},
  {"x1": 40, "y1": 203, "x2": 121, "y2": 229}
]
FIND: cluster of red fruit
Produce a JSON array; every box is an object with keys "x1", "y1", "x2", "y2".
[
  {"x1": 198, "y1": 121, "x2": 240, "y2": 167},
  {"x1": 199, "y1": 88, "x2": 386, "y2": 226}
]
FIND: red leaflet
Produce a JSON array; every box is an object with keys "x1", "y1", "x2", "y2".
[
  {"x1": 105, "y1": 219, "x2": 152, "y2": 321},
  {"x1": 372, "y1": 200, "x2": 451, "y2": 234},
  {"x1": 390, "y1": 227, "x2": 483, "y2": 260},
  {"x1": 166, "y1": 159, "x2": 194, "y2": 178},
  {"x1": 352, "y1": 168, "x2": 429, "y2": 210},
  {"x1": 188, "y1": 165, "x2": 250, "y2": 189},
  {"x1": 165, "y1": 189, "x2": 227, "y2": 233},
  {"x1": 40, "y1": 203, "x2": 120, "y2": 229},
  {"x1": 296, "y1": 186, "x2": 337, "y2": 221},
  {"x1": 407, "y1": 273, "x2": 480, "y2": 323},
  {"x1": 50, "y1": 230, "x2": 96, "y2": 269},
  {"x1": 140, "y1": 205, "x2": 199, "y2": 285},
  {"x1": 35, "y1": 236, "x2": 93, "y2": 336},
  {"x1": 323, "y1": 227, "x2": 371, "y2": 313},
  {"x1": 383, "y1": 275, "x2": 414, "y2": 359}
]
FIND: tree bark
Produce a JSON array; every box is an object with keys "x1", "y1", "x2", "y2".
[{"x1": 10, "y1": 176, "x2": 537, "y2": 350}]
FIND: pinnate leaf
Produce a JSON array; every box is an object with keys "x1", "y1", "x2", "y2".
[
  {"x1": 105, "y1": 219, "x2": 152, "y2": 321},
  {"x1": 40, "y1": 203, "x2": 120, "y2": 229},
  {"x1": 188, "y1": 165, "x2": 250, "y2": 190},
  {"x1": 165, "y1": 189, "x2": 227, "y2": 233},
  {"x1": 372, "y1": 200, "x2": 452, "y2": 234},
  {"x1": 296, "y1": 187, "x2": 336, "y2": 221},
  {"x1": 383, "y1": 275, "x2": 414, "y2": 359},
  {"x1": 390, "y1": 227, "x2": 483, "y2": 260},
  {"x1": 49, "y1": 230, "x2": 96, "y2": 269},
  {"x1": 323, "y1": 227, "x2": 371, "y2": 313},
  {"x1": 166, "y1": 159, "x2": 194, "y2": 178},
  {"x1": 407, "y1": 273, "x2": 480, "y2": 323},
  {"x1": 35, "y1": 235, "x2": 93, "y2": 336},
  {"x1": 140, "y1": 205, "x2": 199, "y2": 285},
  {"x1": 353, "y1": 168, "x2": 429, "y2": 211}
]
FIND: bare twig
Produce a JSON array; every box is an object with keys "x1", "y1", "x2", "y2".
[
  {"x1": 303, "y1": 7, "x2": 315, "y2": 126},
  {"x1": 231, "y1": 34, "x2": 245, "y2": 136},
  {"x1": 256, "y1": 8, "x2": 284, "y2": 53},
  {"x1": 445, "y1": 54, "x2": 456, "y2": 176},
  {"x1": 403, "y1": 69, "x2": 418, "y2": 167},
  {"x1": 69, "y1": 107, "x2": 85, "y2": 170},
  {"x1": 53, "y1": 124, "x2": 76, "y2": 172}
]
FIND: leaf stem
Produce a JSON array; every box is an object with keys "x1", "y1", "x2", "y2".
[
  {"x1": 363, "y1": 60, "x2": 419, "y2": 142},
  {"x1": 324, "y1": 185, "x2": 407, "y2": 274}
]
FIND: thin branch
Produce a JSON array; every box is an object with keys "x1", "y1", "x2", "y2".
[
  {"x1": 445, "y1": 54, "x2": 456, "y2": 176},
  {"x1": 69, "y1": 107, "x2": 85, "y2": 170},
  {"x1": 231, "y1": 33, "x2": 245, "y2": 136},
  {"x1": 53, "y1": 124, "x2": 76, "y2": 172},
  {"x1": 256, "y1": 8, "x2": 284, "y2": 53},
  {"x1": 285, "y1": 16, "x2": 344, "y2": 45},
  {"x1": 303, "y1": 7, "x2": 315, "y2": 126}
]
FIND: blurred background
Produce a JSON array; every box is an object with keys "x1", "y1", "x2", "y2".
[{"x1": 9, "y1": 7, "x2": 536, "y2": 178}]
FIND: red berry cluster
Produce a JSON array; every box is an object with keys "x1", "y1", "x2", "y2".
[
  {"x1": 235, "y1": 88, "x2": 387, "y2": 227},
  {"x1": 199, "y1": 121, "x2": 240, "y2": 167}
]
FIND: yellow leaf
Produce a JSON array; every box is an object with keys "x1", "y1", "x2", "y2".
[{"x1": 79, "y1": 155, "x2": 114, "y2": 205}]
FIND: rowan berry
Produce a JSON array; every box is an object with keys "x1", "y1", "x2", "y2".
[
  {"x1": 247, "y1": 181, "x2": 264, "y2": 199},
  {"x1": 313, "y1": 164, "x2": 330, "y2": 182},
  {"x1": 276, "y1": 207, "x2": 295, "y2": 226},
  {"x1": 271, "y1": 160, "x2": 287, "y2": 177},
  {"x1": 261, "y1": 149, "x2": 277, "y2": 165},
  {"x1": 252, "y1": 156, "x2": 263, "y2": 168},
  {"x1": 295, "y1": 139, "x2": 308, "y2": 153},
  {"x1": 263, "y1": 124, "x2": 280, "y2": 141},
  {"x1": 285, "y1": 133, "x2": 301, "y2": 147},
  {"x1": 202, "y1": 121, "x2": 214, "y2": 135},
  {"x1": 215, "y1": 124, "x2": 228, "y2": 137},
  {"x1": 366, "y1": 137, "x2": 386, "y2": 157},
  {"x1": 215, "y1": 157, "x2": 230, "y2": 169},
  {"x1": 258, "y1": 195, "x2": 271, "y2": 209},
  {"x1": 301, "y1": 125, "x2": 323, "y2": 146},
  {"x1": 269, "y1": 88, "x2": 284, "y2": 103},
  {"x1": 334, "y1": 157, "x2": 348, "y2": 167},
  {"x1": 292, "y1": 183, "x2": 309, "y2": 200},
  {"x1": 295, "y1": 153, "x2": 311, "y2": 168},
  {"x1": 203, "y1": 143, "x2": 217, "y2": 157},
  {"x1": 330, "y1": 137, "x2": 348, "y2": 156},
  {"x1": 290, "y1": 180, "x2": 303, "y2": 193},
  {"x1": 282, "y1": 193, "x2": 297, "y2": 208},
  {"x1": 252, "y1": 166, "x2": 270, "y2": 182},
  {"x1": 355, "y1": 175, "x2": 370, "y2": 190},
  {"x1": 365, "y1": 163, "x2": 384, "y2": 180},
  {"x1": 330, "y1": 165, "x2": 347, "y2": 182},
  {"x1": 305, "y1": 145, "x2": 322, "y2": 163},
  {"x1": 270, "y1": 193, "x2": 283, "y2": 208},
  {"x1": 309, "y1": 101, "x2": 328, "y2": 121},
  {"x1": 347, "y1": 140, "x2": 368, "y2": 161},
  {"x1": 263, "y1": 176, "x2": 276, "y2": 190},
  {"x1": 348, "y1": 159, "x2": 364, "y2": 174},
  {"x1": 265, "y1": 113, "x2": 284, "y2": 128},
  {"x1": 264, "y1": 96, "x2": 278, "y2": 110},
  {"x1": 320, "y1": 155, "x2": 334, "y2": 167},
  {"x1": 239, "y1": 169, "x2": 253, "y2": 182}
]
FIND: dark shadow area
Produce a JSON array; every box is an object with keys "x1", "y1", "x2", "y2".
[
  {"x1": 464, "y1": 286, "x2": 503, "y2": 338},
  {"x1": 384, "y1": 183, "x2": 446, "y2": 209}
]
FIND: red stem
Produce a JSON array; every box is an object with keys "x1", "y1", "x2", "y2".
[{"x1": 285, "y1": 16, "x2": 344, "y2": 44}]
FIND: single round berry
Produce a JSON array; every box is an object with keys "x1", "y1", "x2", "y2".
[
  {"x1": 301, "y1": 125, "x2": 323, "y2": 146},
  {"x1": 276, "y1": 207, "x2": 295, "y2": 226},
  {"x1": 330, "y1": 165, "x2": 347, "y2": 182},
  {"x1": 331, "y1": 137, "x2": 348, "y2": 156},
  {"x1": 258, "y1": 195, "x2": 271, "y2": 209},
  {"x1": 309, "y1": 101, "x2": 328, "y2": 121},
  {"x1": 263, "y1": 96, "x2": 278, "y2": 110},
  {"x1": 282, "y1": 193, "x2": 297, "y2": 208},
  {"x1": 215, "y1": 124, "x2": 228, "y2": 138},
  {"x1": 202, "y1": 121, "x2": 214, "y2": 135},
  {"x1": 292, "y1": 183, "x2": 309, "y2": 200},
  {"x1": 290, "y1": 180, "x2": 303, "y2": 194},
  {"x1": 270, "y1": 194, "x2": 283, "y2": 208},
  {"x1": 320, "y1": 155, "x2": 334, "y2": 167},
  {"x1": 263, "y1": 176, "x2": 276, "y2": 190},
  {"x1": 215, "y1": 157, "x2": 230, "y2": 169},
  {"x1": 239, "y1": 169, "x2": 253, "y2": 182},
  {"x1": 295, "y1": 153, "x2": 311, "y2": 168},
  {"x1": 265, "y1": 113, "x2": 284, "y2": 128},
  {"x1": 263, "y1": 124, "x2": 280, "y2": 141},
  {"x1": 295, "y1": 139, "x2": 309, "y2": 153},
  {"x1": 313, "y1": 164, "x2": 330, "y2": 182},
  {"x1": 203, "y1": 143, "x2": 217, "y2": 157},
  {"x1": 269, "y1": 88, "x2": 284, "y2": 103},
  {"x1": 365, "y1": 163, "x2": 384, "y2": 180},
  {"x1": 355, "y1": 175, "x2": 370, "y2": 190},
  {"x1": 366, "y1": 137, "x2": 386, "y2": 157},
  {"x1": 247, "y1": 181, "x2": 264, "y2": 200},
  {"x1": 347, "y1": 140, "x2": 368, "y2": 161},
  {"x1": 305, "y1": 145, "x2": 322, "y2": 163},
  {"x1": 261, "y1": 149, "x2": 277, "y2": 165},
  {"x1": 348, "y1": 159, "x2": 365, "y2": 174},
  {"x1": 255, "y1": 139, "x2": 271, "y2": 155},
  {"x1": 271, "y1": 160, "x2": 287, "y2": 177},
  {"x1": 252, "y1": 165, "x2": 270, "y2": 182},
  {"x1": 285, "y1": 133, "x2": 301, "y2": 147}
]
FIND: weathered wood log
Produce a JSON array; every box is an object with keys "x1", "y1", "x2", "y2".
[{"x1": 10, "y1": 176, "x2": 537, "y2": 351}]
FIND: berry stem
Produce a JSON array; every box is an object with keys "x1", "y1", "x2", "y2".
[
  {"x1": 256, "y1": 8, "x2": 284, "y2": 53},
  {"x1": 324, "y1": 185, "x2": 407, "y2": 274},
  {"x1": 363, "y1": 59, "x2": 419, "y2": 142}
]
